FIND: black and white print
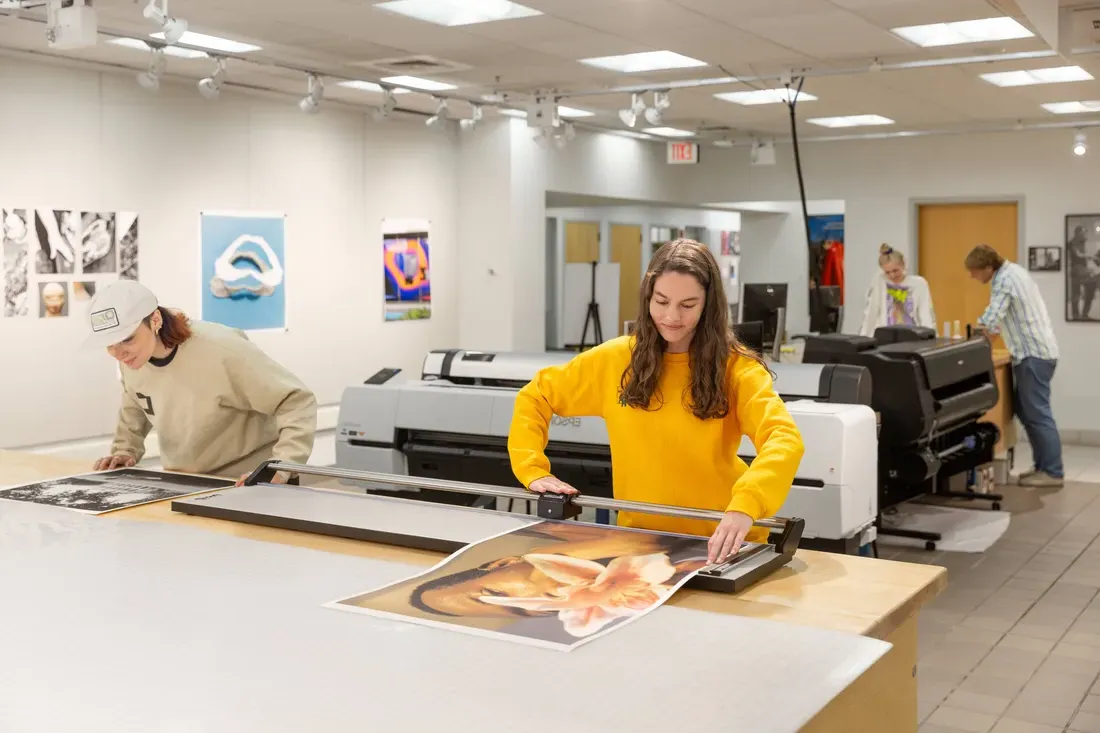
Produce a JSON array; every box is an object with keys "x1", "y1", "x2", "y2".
[
  {"x1": 2, "y1": 208, "x2": 30, "y2": 316},
  {"x1": 1028, "y1": 246, "x2": 1061, "y2": 272},
  {"x1": 0, "y1": 468, "x2": 233, "y2": 514},
  {"x1": 1066, "y1": 214, "x2": 1100, "y2": 322},
  {"x1": 117, "y1": 211, "x2": 139, "y2": 280},
  {"x1": 32, "y1": 209, "x2": 79, "y2": 275},
  {"x1": 81, "y1": 211, "x2": 118, "y2": 274}
]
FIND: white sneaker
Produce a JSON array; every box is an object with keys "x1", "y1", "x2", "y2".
[{"x1": 1019, "y1": 471, "x2": 1063, "y2": 488}]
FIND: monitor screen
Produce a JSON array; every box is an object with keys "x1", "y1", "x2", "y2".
[{"x1": 741, "y1": 283, "x2": 788, "y2": 345}]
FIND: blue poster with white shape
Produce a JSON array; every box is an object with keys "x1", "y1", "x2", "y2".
[{"x1": 199, "y1": 212, "x2": 286, "y2": 331}]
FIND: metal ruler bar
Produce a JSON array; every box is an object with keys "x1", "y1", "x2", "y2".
[{"x1": 257, "y1": 461, "x2": 788, "y2": 531}]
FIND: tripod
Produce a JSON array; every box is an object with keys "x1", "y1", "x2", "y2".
[{"x1": 579, "y1": 261, "x2": 603, "y2": 350}]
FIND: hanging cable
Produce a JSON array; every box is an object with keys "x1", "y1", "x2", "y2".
[{"x1": 785, "y1": 76, "x2": 823, "y2": 333}]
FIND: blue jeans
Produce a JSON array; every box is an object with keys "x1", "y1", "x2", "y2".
[{"x1": 1013, "y1": 357, "x2": 1063, "y2": 478}]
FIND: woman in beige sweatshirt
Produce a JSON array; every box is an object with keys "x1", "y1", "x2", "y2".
[{"x1": 82, "y1": 280, "x2": 317, "y2": 483}]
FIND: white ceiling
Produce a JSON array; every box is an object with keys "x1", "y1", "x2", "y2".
[{"x1": 0, "y1": 0, "x2": 1098, "y2": 140}]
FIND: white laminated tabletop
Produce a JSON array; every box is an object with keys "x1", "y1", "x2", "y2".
[{"x1": 0, "y1": 502, "x2": 890, "y2": 733}]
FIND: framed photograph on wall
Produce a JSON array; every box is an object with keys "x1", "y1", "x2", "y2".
[
  {"x1": 1065, "y1": 214, "x2": 1100, "y2": 322},
  {"x1": 1028, "y1": 246, "x2": 1062, "y2": 272}
]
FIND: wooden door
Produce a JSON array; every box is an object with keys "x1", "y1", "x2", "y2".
[
  {"x1": 564, "y1": 221, "x2": 600, "y2": 263},
  {"x1": 610, "y1": 224, "x2": 642, "y2": 335},
  {"x1": 917, "y1": 202, "x2": 1018, "y2": 349}
]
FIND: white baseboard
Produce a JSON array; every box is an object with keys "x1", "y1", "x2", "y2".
[{"x1": 24, "y1": 404, "x2": 340, "y2": 462}]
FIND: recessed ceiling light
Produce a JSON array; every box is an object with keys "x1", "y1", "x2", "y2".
[
  {"x1": 336, "y1": 80, "x2": 410, "y2": 94},
  {"x1": 980, "y1": 65, "x2": 1094, "y2": 87},
  {"x1": 579, "y1": 50, "x2": 707, "y2": 73},
  {"x1": 374, "y1": 0, "x2": 542, "y2": 26},
  {"x1": 891, "y1": 17, "x2": 1034, "y2": 47},
  {"x1": 498, "y1": 105, "x2": 594, "y2": 119},
  {"x1": 643, "y1": 127, "x2": 695, "y2": 137},
  {"x1": 806, "y1": 115, "x2": 895, "y2": 128},
  {"x1": 1041, "y1": 100, "x2": 1100, "y2": 114},
  {"x1": 109, "y1": 37, "x2": 207, "y2": 59},
  {"x1": 380, "y1": 75, "x2": 458, "y2": 91},
  {"x1": 714, "y1": 88, "x2": 818, "y2": 106},
  {"x1": 149, "y1": 31, "x2": 261, "y2": 53}
]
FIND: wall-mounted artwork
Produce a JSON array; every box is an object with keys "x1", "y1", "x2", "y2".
[
  {"x1": 383, "y1": 218, "x2": 431, "y2": 322},
  {"x1": 1065, "y1": 214, "x2": 1100, "y2": 322},
  {"x1": 1028, "y1": 246, "x2": 1062, "y2": 272},
  {"x1": 1, "y1": 207, "x2": 140, "y2": 319},
  {"x1": 325, "y1": 520, "x2": 711, "y2": 651},
  {"x1": 200, "y1": 211, "x2": 287, "y2": 331},
  {"x1": 2, "y1": 209, "x2": 30, "y2": 317}
]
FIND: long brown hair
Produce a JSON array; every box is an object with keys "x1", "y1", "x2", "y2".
[{"x1": 619, "y1": 239, "x2": 768, "y2": 420}]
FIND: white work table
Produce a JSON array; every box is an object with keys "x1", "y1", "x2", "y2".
[{"x1": 0, "y1": 450, "x2": 946, "y2": 732}]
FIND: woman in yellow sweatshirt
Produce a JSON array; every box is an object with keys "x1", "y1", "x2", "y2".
[{"x1": 508, "y1": 239, "x2": 804, "y2": 565}]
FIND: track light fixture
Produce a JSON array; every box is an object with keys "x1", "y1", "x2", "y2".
[
  {"x1": 425, "y1": 98, "x2": 448, "y2": 127},
  {"x1": 371, "y1": 88, "x2": 398, "y2": 122},
  {"x1": 644, "y1": 91, "x2": 670, "y2": 125},
  {"x1": 142, "y1": 0, "x2": 187, "y2": 45},
  {"x1": 532, "y1": 121, "x2": 576, "y2": 149},
  {"x1": 459, "y1": 104, "x2": 483, "y2": 130},
  {"x1": 136, "y1": 46, "x2": 165, "y2": 91},
  {"x1": 1073, "y1": 131, "x2": 1088, "y2": 156},
  {"x1": 299, "y1": 73, "x2": 324, "y2": 114},
  {"x1": 619, "y1": 93, "x2": 645, "y2": 127},
  {"x1": 197, "y1": 57, "x2": 227, "y2": 100}
]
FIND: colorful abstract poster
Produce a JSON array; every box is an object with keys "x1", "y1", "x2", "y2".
[
  {"x1": 200, "y1": 211, "x2": 286, "y2": 331},
  {"x1": 326, "y1": 520, "x2": 710, "y2": 651},
  {"x1": 382, "y1": 218, "x2": 431, "y2": 322}
]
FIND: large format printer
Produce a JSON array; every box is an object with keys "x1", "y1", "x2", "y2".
[
  {"x1": 802, "y1": 330, "x2": 1003, "y2": 549},
  {"x1": 336, "y1": 349, "x2": 879, "y2": 552}
]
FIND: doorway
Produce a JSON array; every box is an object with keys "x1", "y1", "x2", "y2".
[
  {"x1": 609, "y1": 224, "x2": 642, "y2": 335},
  {"x1": 917, "y1": 201, "x2": 1019, "y2": 348}
]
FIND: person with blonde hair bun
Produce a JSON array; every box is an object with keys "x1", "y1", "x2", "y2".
[{"x1": 859, "y1": 243, "x2": 936, "y2": 336}]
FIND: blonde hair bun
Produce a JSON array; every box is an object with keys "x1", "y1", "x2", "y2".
[{"x1": 879, "y1": 243, "x2": 894, "y2": 255}]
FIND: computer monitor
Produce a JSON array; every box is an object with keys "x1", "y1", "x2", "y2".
[
  {"x1": 809, "y1": 285, "x2": 842, "y2": 334},
  {"x1": 732, "y1": 320, "x2": 764, "y2": 355},
  {"x1": 740, "y1": 283, "x2": 788, "y2": 346}
]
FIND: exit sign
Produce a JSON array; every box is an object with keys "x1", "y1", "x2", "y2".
[{"x1": 667, "y1": 141, "x2": 699, "y2": 164}]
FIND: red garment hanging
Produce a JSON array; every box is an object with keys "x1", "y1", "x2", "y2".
[{"x1": 820, "y1": 241, "x2": 845, "y2": 304}]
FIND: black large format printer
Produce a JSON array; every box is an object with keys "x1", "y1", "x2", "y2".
[{"x1": 802, "y1": 327, "x2": 1003, "y2": 548}]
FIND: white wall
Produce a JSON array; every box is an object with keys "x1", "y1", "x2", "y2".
[{"x1": 0, "y1": 58, "x2": 462, "y2": 451}]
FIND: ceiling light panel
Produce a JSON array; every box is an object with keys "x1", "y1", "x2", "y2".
[
  {"x1": 149, "y1": 31, "x2": 261, "y2": 53},
  {"x1": 980, "y1": 66, "x2": 1094, "y2": 87},
  {"x1": 642, "y1": 127, "x2": 695, "y2": 137},
  {"x1": 1041, "y1": 101, "x2": 1100, "y2": 114},
  {"x1": 579, "y1": 51, "x2": 707, "y2": 73},
  {"x1": 380, "y1": 75, "x2": 458, "y2": 91},
  {"x1": 714, "y1": 88, "x2": 818, "y2": 106},
  {"x1": 499, "y1": 106, "x2": 594, "y2": 119},
  {"x1": 109, "y1": 37, "x2": 207, "y2": 59},
  {"x1": 806, "y1": 115, "x2": 895, "y2": 128},
  {"x1": 374, "y1": 0, "x2": 542, "y2": 26},
  {"x1": 336, "y1": 80, "x2": 410, "y2": 94},
  {"x1": 891, "y1": 17, "x2": 1034, "y2": 48}
]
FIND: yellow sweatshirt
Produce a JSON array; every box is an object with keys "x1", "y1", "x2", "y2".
[
  {"x1": 110, "y1": 321, "x2": 318, "y2": 479},
  {"x1": 508, "y1": 336, "x2": 804, "y2": 542}
]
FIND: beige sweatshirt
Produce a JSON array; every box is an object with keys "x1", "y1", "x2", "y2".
[{"x1": 110, "y1": 321, "x2": 318, "y2": 479}]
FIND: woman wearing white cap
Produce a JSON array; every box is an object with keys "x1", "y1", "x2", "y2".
[{"x1": 83, "y1": 280, "x2": 317, "y2": 484}]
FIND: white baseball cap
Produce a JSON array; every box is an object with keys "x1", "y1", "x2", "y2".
[{"x1": 81, "y1": 280, "x2": 159, "y2": 350}]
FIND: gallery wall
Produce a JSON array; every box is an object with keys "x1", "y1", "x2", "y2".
[{"x1": 0, "y1": 56, "x2": 461, "y2": 451}]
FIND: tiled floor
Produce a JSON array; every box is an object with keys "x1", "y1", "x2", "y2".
[{"x1": 884, "y1": 443, "x2": 1100, "y2": 733}]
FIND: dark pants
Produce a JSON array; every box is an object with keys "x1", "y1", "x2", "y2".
[{"x1": 1013, "y1": 357, "x2": 1063, "y2": 478}]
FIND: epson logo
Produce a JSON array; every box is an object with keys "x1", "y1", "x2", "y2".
[{"x1": 551, "y1": 416, "x2": 582, "y2": 428}]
